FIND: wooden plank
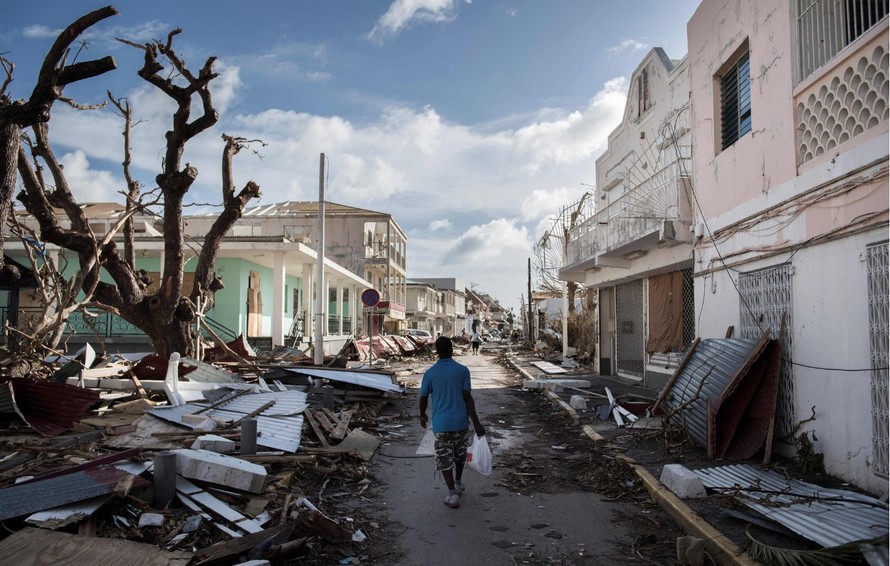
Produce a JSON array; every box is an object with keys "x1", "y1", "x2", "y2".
[
  {"x1": 0, "y1": 527, "x2": 191, "y2": 565},
  {"x1": 329, "y1": 409, "x2": 354, "y2": 441},
  {"x1": 191, "y1": 523, "x2": 293, "y2": 566},
  {"x1": 129, "y1": 373, "x2": 148, "y2": 400},
  {"x1": 227, "y1": 400, "x2": 276, "y2": 428},
  {"x1": 313, "y1": 410, "x2": 336, "y2": 433},
  {"x1": 303, "y1": 410, "x2": 330, "y2": 448}
]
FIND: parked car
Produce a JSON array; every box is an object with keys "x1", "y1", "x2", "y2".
[{"x1": 399, "y1": 329, "x2": 435, "y2": 344}]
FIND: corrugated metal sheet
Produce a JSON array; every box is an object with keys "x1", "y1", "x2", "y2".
[
  {"x1": 0, "y1": 467, "x2": 147, "y2": 521},
  {"x1": 694, "y1": 464, "x2": 889, "y2": 548},
  {"x1": 0, "y1": 378, "x2": 100, "y2": 436},
  {"x1": 131, "y1": 355, "x2": 242, "y2": 383},
  {"x1": 285, "y1": 367, "x2": 405, "y2": 394},
  {"x1": 654, "y1": 334, "x2": 776, "y2": 458},
  {"x1": 148, "y1": 389, "x2": 308, "y2": 452}
]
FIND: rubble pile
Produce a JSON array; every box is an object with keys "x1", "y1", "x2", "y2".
[{"x1": 0, "y1": 341, "x2": 409, "y2": 564}]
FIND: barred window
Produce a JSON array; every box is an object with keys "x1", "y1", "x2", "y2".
[{"x1": 795, "y1": 0, "x2": 889, "y2": 84}]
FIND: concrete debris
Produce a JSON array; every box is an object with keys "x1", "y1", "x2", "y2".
[
  {"x1": 191, "y1": 434, "x2": 237, "y2": 452},
  {"x1": 568, "y1": 395, "x2": 588, "y2": 410},
  {"x1": 172, "y1": 449, "x2": 267, "y2": 493},
  {"x1": 659, "y1": 464, "x2": 707, "y2": 499}
]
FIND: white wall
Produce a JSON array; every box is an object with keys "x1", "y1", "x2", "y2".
[{"x1": 696, "y1": 228, "x2": 887, "y2": 494}]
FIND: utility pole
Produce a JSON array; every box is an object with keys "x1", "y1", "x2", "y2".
[
  {"x1": 314, "y1": 153, "x2": 325, "y2": 365},
  {"x1": 527, "y1": 258, "x2": 534, "y2": 345}
]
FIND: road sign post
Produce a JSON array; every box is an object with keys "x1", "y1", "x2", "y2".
[{"x1": 361, "y1": 289, "x2": 380, "y2": 365}]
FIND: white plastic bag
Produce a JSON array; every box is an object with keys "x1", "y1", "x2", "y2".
[{"x1": 466, "y1": 434, "x2": 492, "y2": 475}]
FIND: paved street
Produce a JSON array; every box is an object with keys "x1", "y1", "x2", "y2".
[{"x1": 369, "y1": 350, "x2": 679, "y2": 565}]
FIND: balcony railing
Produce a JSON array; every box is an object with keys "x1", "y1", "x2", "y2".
[
  {"x1": 567, "y1": 155, "x2": 692, "y2": 268},
  {"x1": 0, "y1": 306, "x2": 146, "y2": 338}
]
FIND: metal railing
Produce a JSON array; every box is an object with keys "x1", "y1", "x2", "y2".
[
  {"x1": 567, "y1": 156, "x2": 691, "y2": 267},
  {"x1": 0, "y1": 307, "x2": 240, "y2": 341},
  {"x1": 795, "y1": 0, "x2": 888, "y2": 84}
]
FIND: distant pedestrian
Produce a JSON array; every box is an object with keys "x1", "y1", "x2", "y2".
[
  {"x1": 471, "y1": 330, "x2": 482, "y2": 354},
  {"x1": 419, "y1": 336, "x2": 486, "y2": 508}
]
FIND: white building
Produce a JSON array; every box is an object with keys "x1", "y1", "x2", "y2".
[
  {"x1": 562, "y1": 48, "x2": 695, "y2": 389},
  {"x1": 688, "y1": 0, "x2": 888, "y2": 493}
]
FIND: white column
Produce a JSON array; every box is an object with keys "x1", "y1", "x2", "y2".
[
  {"x1": 272, "y1": 252, "x2": 285, "y2": 347},
  {"x1": 302, "y1": 263, "x2": 313, "y2": 340}
]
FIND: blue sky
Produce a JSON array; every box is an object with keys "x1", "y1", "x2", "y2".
[{"x1": 1, "y1": 0, "x2": 699, "y2": 315}]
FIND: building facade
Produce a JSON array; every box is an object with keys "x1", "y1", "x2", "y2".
[
  {"x1": 5, "y1": 202, "x2": 372, "y2": 355},
  {"x1": 405, "y1": 281, "x2": 438, "y2": 334},
  {"x1": 410, "y1": 278, "x2": 467, "y2": 337},
  {"x1": 562, "y1": 48, "x2": 695, "y2": 390},
  {"x1": 688, "y1": 0, "x2": 888, "y2": 492},
  {"x1": 187, "y1": 201, "x2": 408, "y2": 335}
]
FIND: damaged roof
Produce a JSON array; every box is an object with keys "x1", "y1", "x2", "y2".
[
  {"x1": 0, "y1": 378, "x2": 100, "y2": 436},
  {"x1": 694, "y1": 464, "x2": 889, "y2": 548},
  {"x1": 284, "y1": 367, "x2": 405, "y2": 394},
  {"x1": 148, "y1": 389, "x2": 308, "y2": 453},
  {"x1": 653, "y1": 330, "x2": 782, "y2": 459}
]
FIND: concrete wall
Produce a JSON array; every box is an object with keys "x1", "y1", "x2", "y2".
[{"x1": 689, "y1": 0, "x2": 889, "y2": 494}]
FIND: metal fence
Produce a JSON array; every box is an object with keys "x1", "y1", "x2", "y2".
[
  {"x1": 867, "y1": 242, "x2": 889, "y2": 477},
  {"x1": 738, "y1": 263, "x2": 796, "y2": 441},
  {"x1": 0, "y1": 307, "x2": 145, "y2": 337},
  {"x1": 616, "y1": 279, "x2": 645, "y2": 378}
]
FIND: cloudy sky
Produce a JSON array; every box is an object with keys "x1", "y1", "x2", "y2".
[{"x1": 1, "y1": 0, "x2": 698, "y2": 314}]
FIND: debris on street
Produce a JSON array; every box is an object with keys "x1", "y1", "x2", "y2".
[{"x1": 0, "y1": 340, "x2": 411, "y2": 564}]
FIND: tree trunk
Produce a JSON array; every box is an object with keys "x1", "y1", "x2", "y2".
[
  {"x1": 150, "y1": 319, "x2": 196, "y2": 359},
  {"x1": 0, "y1": 119, "x2": 21, "y2": 280}
]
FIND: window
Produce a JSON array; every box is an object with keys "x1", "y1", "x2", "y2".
[
  {"x1": 719, "y1": 50, "x2": 752, "y2": 150},
  {"x1": 637, "y1": 68, "x2": 650, "y2": 118},
  {"x1": 795, "y1": 0, "x2": 888, "y2": 83}
]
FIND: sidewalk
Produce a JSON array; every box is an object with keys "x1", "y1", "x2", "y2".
[{"x1": 502, "y1": 346, "x2": 761, "y2": 566}]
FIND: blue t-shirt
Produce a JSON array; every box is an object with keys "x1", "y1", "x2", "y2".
[{"x1": 419, "y1": 358, "x2": 471, "y2": 433}]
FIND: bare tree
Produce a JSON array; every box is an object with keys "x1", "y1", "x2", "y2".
[
  {"x1": 1, "y1": 8, "x2": 262, "y2": 363},
  {"x1": 0, "y1": 7, "x2": 119, "y2": 283}
]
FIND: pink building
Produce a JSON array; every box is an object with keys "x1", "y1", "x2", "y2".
[{"x1": 688, "y1": 0, "x2": 888, "y2": 492}]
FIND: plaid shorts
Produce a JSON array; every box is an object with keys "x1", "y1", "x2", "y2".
[{"x1": 433, "y1": 429, "x2": 470, "y2": 472}]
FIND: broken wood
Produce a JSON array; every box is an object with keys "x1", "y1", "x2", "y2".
[
  {"x1": 303, "y1": 410, "x2": 330, "y2": 448},
  {"x1": 310, "y1": 409, "x2": 335, "y2": 433},
  {"x1": 329, "y1": 409, "x2": 354, "y2": 441},
  {"x1": 195, "y1": 389, "x2": 250, "y2": 415},
  {"x1": 227, "y1": 400, "x2": 275, "y2": 428},
  {"x1": 191, "y1": 522, "x2": 293, "y2": 565}
]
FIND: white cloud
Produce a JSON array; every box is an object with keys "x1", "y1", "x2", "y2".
[
  {"x1": 367, "y1": 0, "x2": 463, "y2": 44},
  {"x1": 39, "y1": 75, "x2": 629, "y2": 313},
  {"x1": 428, "y1": 219, "x2": 451, "y2": 231},
  {"x1": 607, "y1": 38, "x2": 649, "y2": 56},
  {"x1": 511, "y1": 77, "x2": 627, "y2": 173},
  {"x1": 59, "y1": 150, "x2": 124, "y2": 202},
  {"x1": 249, "y1": 41, "x2": 332, "y2": 82},
  {"x1": 22, "y1": 25, "x2": 60, "y2": 39},
  {"x1": 519, "y1": 186, "x2": 585, "y2": 222},
  {"x1": 22, "y1": 19, "x2": 172, "y2": 49},
  {"x1": 211, "y1": 61, "x2": 242, "y2": 115},
  {"x1": 442, "y1": 218, "x2": 530, "y2": 264}
]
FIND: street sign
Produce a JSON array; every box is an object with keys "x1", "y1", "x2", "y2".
[{"x1": 361, "y1": 288, "x2": 380, "y2": 307}]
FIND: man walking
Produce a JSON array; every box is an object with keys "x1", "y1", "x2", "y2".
[{"x1": 419, "y1": 336, "x2": 486, "y2": 508}]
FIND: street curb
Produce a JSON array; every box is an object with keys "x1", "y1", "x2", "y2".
[
  {"x1": 503, "y1": 354, "x2": 757, "y2": 566},
  {"x1": 505, "y1": 355, "x2": 583, "y2": 422},
  {"x1": 630, "y1": 461, "x2": 759, "y2": 566}
]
